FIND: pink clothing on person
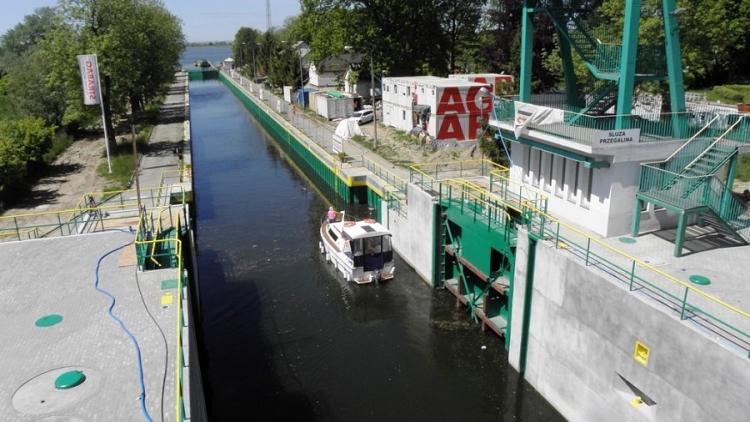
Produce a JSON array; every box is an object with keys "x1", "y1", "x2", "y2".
[{"x1": 327, "y1": 209, "x2": 337, "y2": 222}]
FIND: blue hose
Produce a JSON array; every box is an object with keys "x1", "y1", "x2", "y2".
[{"x1": 93, "y1": 235, "x2": 154, "y2": 422}]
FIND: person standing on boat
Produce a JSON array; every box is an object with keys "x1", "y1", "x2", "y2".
[{"x1": 327, "y1": 206, "x2": 337, "y2": 223}]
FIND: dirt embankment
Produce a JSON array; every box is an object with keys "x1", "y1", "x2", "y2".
[{"x1": 3, "y1": 136, "x2": 108, "y2": 216}]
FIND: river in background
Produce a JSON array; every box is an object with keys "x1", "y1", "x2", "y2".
[
  {"x1": 180, "y1": 45, "x2": 231, "y2": 70},
  {"x1": 188, "y1": 60, "x2": 565, "y2": 420}
]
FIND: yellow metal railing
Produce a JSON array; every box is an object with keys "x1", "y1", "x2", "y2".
[
  {"x1": 0, "y1": 186, "x2": 185, "y2": 243},
  {"x1": 134, "y1": 207, "x2": 188, "y2": 420},
  {"x1": 410, "y1": 159, "x2": 508, "y2": 192}
]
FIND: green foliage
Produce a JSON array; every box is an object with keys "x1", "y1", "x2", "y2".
[
  {"x1": 43, "y1": 133, "x2": 75, "y2": 164},
  {"x1": 300, "y1": 0, "x2": 449, "y2": 76},
  {"x1": 0, "y1": 7, "x2": 56, "y2": 75},
  {"x1": 97, "y1": 130, "x2": 150, "y2": 190},
  {"x1": 737, "y1": 154, "x2": 750, "y2": 182},
  {"x1": 711, "y1": 86, "x2": 747, "y2": 103},
  {"x1": 0, "y1": 76, "x2": 20, "y2": 120},
  {"x1": 97, "y1": 150, "x2": 137, "y2": 191},
  {"x1": 0, "y1": 135, "x2": 27, "y2": 195},
  {"x1": 476, "y1": 118, "x2": 509, "y2": 165},
  {"x1": 696, "y1": 84, "x2": 750, "y2": 104},
  {"x1": 0, "y1": 117, "x2": 56, "y2": 163},
  {"x1": 270, "y1": 45, "x2": 304, "y2": 88},
  {"x1": 233, "y1": 27, "x2": 262, "y2": 75},
  {"x1": 598, "y1": 0, "x2": 750, "y2": 87},
  {"x1": 41, "y1": 0, "x2": 185, "y2": 152}
]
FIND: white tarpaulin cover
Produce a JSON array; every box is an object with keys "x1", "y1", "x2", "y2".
[
  {"x1": 514, "y1": 101, "x2": 565, "y2": 138},
  {"x1": 332, "y1": 119, "x2": 362, "y2": 153}
]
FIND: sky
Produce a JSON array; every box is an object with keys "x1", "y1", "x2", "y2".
[{"x1": 0, "y1": 0, "x2": 302, "y2": 43}]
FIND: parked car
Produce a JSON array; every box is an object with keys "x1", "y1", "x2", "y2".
[{"x1": 349, "y1": 109, "x2": 374, "y2": 125}]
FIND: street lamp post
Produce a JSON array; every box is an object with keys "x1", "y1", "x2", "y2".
[
  {"x1": 241, "y1": 42, "x2": 245, "y2": 71},
  {"x1": 297, "y1": 42, "x2": 305, "y2": 94},
  {"x1": 252, "y1": 43, "x2": 258, "y2": 80}
]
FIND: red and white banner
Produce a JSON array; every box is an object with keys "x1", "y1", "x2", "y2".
[{"x1": 77, "y1": 54, "x2": 101, "y2": 105}]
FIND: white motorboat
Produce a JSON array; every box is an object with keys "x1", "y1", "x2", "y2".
[{"x1": 319, "y1": 212, "x2": 395, "y2": 284}]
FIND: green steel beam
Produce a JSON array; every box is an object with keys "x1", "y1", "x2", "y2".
[
  {"x1": 721, "y1": 153, "x2": 739, "y2": 216},
  {"x1": 663, "y1": 0, "x2": 687, "y2": 138},
  {"x1": 432, "y1": 203, "x2": 443, "y2": 289},
  {"x1": 631, "y1": 197, "x2": 643, "y2": 237},
  {"x1": 518, "y1": 235, "x2": 538, "y2": 375},
  {"x1": 555, "y1": 4, "x2": 578, "y2": 109},
  {"x1": 519, "y1": 0, "x2": 536, "y2": 103},
  {"x1": 674, "y1": 211, "x2": 688, "y2": 257},
  {"x1": 615, "y1": 0, "x2": 640, "y2": 127}
]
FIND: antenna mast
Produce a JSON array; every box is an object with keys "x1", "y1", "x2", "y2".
[{"x1": 266, "y1": 0, "x2": 271, "y2": 33}]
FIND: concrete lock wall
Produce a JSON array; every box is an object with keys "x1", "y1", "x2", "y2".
[
  {"x1": 385, "y1": 184, "x2": 435, "y2": 286},
  {"x1": 509, "y1": 229, "x2": 750, "y2": 422}
]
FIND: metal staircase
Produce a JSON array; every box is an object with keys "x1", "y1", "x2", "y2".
[
  {"x1": 638, "y1": 114, "x2": 750, "y2": 249},
  {"x1": 541, "y1": 4, "x2": 667, "y2": 116}
]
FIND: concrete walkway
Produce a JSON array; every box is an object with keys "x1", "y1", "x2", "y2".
[{"x1": 0, "y1": 73, "x2": 194, "y2": 422}]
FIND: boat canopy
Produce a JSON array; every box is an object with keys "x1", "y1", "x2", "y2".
[{"x1": 342, "y1": 221, "x2": 391, "y2": 239}]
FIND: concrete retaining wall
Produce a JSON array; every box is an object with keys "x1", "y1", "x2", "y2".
[
  {"x1": 509, "y1": 229, "x2": 750, "y2": 422},
  {"x1": 385, "y1": 184, "x2": 435, "y2": 286}
]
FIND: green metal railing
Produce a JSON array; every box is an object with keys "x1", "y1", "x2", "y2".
[
  {"x1": 410, "y1": 159, "x2": 508, "y2": 193},
  {"x1": 528, "y1": 207, "x2": 750, "y2": 356},
  {"x1": 425, "y1": 166, "x2": 750, "y2": 356},
  {"x1": 362, "y1": 155, "x2": 409, "y2": 194},
  {"x1": 439, "y1": 180, "x2": 515, "y2": 242},
  {"x1": 494, "y1": 98, "x2": 750, "y2": 146},
  {"x1": 639, "y1": 165, "x2": 750, "y2": 237}
]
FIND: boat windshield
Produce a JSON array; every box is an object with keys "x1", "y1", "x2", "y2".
[
  {"x1": 365, "y1": 236, "x2": 391, "y2": 254},
  {"x1": 351, "y1": 235, "x2": 392, "y2": 256}
]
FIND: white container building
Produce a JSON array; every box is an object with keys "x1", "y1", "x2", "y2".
[
  {"x1": 448, "y1": 73, "x2": 514, "y2": 94},
  {"x1": 382, "y1": 76, "x2": 493, "y2": 141}
]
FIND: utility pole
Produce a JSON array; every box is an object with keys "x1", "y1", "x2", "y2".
[
  {"x1": 298, "y1": 42, "x2": 305, "y2": 94},
  {"x1": 252, "y1": 44, "x2": 258, "y2": 79},
  {"x1": 370, "y1": 54, "x2": 377, "y2": 149}
]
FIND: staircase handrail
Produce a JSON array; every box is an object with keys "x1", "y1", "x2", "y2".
[
  {"x1": 645, "y1": 115, "x2": 719, "y2": 165},
  {"x1": 683, "y1": 116, "x2": 744, "y2": 171}
]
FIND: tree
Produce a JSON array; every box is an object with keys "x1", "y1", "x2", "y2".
[
  {"x1": 0, "y1": 7, "x2": 64, "y2": 125},
  {"x1": 481, "y1": 0, "x2": 560, "y2": 92},
  {"x1": 0, "y1": 7, "x2": 57, "y2": 76},
  {"x1": 437, "y1": 0, "x2": 485, "y2": 73},
  {"x1": 597, "y1": 0, "x2": 750, "y2": 87},
  {"x1": 5, "y1": 51, "x2": 67, "y2": 125},
  {"x1": 300, "y1": 0, "x2": 450, "y2": 77},
  {"x1": 42, "y1": 0, "x2": 185, "y2": 154},
  {"x1": 233, "y1": 27, "x2": 262, "y2": 77},
  {"x1": 269, "y1": 44, "x2": 303, "y2": 88},
  {"x1": 0, "y1": 117, "x2": 55, "y2": 203}
]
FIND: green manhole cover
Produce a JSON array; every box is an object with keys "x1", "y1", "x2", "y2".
[
  {"x1": 689, "y1": 275, "x2": 711, "y2": 285},
  {"x1": 618, "y1": 237, "x2": 636, "y2": 244},
  {"x1": 55, "y1": 370, "x2": 86, "y2": 389},
  {"x1": 161, "y1": 279, "x2": 178, "y2": 290},
  {"x1": 35, "y1": 314, "x2": 63, "y2": 328}
]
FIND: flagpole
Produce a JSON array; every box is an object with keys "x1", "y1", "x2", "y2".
[{"x1": 92, "y1": 55, "x2": 112, "y2": 174}]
